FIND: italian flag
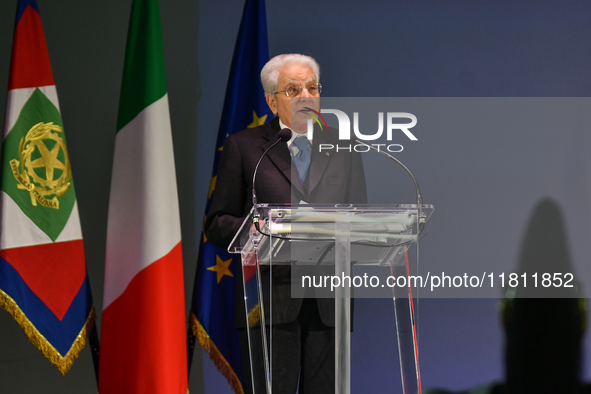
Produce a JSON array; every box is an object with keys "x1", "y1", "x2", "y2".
[
  {"x1": 0, "y1": 0, "x2": 94, "y2": 374},
  {"x1": 98, "y1": 0, "x2": 188, "y2": 392}
]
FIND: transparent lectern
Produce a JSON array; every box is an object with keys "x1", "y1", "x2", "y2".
[{"x1": 228, "y1": 203, "x2": 433, "y2": 394}]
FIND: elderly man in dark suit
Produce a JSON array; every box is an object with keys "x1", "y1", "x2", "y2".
[{"x1": 205, "y1": 53, "x2": 366, "y2": 394}]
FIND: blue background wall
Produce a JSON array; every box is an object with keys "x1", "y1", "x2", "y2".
[{"x1": 1, "y1": 1, "x2": 590, "y2": 393}]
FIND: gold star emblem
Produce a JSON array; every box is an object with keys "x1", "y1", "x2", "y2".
[
  {"x1": 247, "y1": 111, "x2": 267, "y2": 129},
  {"x1": 207, "y1": 255, "x2": 234, "y2": 283}
]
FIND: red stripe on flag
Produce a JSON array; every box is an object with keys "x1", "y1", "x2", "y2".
[
  {"x1": 0, "y1": 239, "x2": 86, "y2": 320},
  {"x1": 8, "y1": 5, "x2": 54, "y2": 90},
  {"x1": 99, "y1": 242, "x2": 188, "y2": 394}
]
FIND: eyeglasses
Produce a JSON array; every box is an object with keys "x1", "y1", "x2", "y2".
[{"x1": 275, "y1": 82, "x2": 322, "y2": 97}]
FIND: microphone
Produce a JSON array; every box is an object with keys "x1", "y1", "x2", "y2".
[
  {"x1": 354, "y1": 138, "x2": 427, "y2": 233},
  {"x1": 252, "y1": 128, "x2": 292, "y2": 230}
]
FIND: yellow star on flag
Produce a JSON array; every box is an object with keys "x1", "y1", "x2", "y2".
[
  {"x1": 208, "y1": 176, "x2": 217, "y2": 199},
  {"x1": 202, "y1": 215, "x2": 208, "y2": 243},
  {"x1": 207, "y1": 255, "x2": 234, "y2": 283},
  {"x1": 218, "y1": 134, "x2": 230, "y2": 151},
  {"x1": 247, "y1": 111, "x2": 267, "y2": 129}
]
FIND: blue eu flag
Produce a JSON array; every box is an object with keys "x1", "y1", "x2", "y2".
[{"x1": 188, "y1": 0, "x2": 271, "y2": 392}]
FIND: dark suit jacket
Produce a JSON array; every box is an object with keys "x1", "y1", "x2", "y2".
[{"x1": 205, "y1": 116, "x2": 367, "y2": 328}]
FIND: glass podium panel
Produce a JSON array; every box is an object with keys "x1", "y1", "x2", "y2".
[{"x1": 229, "y1": 204, "x2": 433, "y2": 394}]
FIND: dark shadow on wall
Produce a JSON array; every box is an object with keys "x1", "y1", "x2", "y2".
[{"x1": 425, "y1": 199, "x2": 591, "y2": 394}]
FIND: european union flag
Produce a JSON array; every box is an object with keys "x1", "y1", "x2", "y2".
[{"x1": 188, "y1": 0, "x2": 271, "y2": 392}]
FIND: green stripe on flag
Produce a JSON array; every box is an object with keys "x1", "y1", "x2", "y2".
[{"x1": 117, "y1": 0, "x2": 167, "y2": 132}]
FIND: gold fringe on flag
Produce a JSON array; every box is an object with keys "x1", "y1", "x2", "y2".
[
  {"x1": 0, "y1": 288, "x2": 96, "y2": 375},
  {"x1": 189, "y1": 311, "x2": 244, "y2": 394}
]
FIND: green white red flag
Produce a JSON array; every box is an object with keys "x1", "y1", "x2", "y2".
[{"x1": 98, "y1": 0, "x2": 188, "y2": 392}]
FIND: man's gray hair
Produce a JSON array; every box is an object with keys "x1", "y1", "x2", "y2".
[{"x1": 260, "y1": 54, "x2": 320, "y2": 95}]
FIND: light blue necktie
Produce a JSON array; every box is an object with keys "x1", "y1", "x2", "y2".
[{"x1": 293, "y1": 136, "x2": 310, "y2": 183}]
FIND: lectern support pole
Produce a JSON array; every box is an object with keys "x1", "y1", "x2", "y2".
[
  {"x1": 392, "y1": 257, "x2": 421, "y2": 394},
  {"x1": 335, "y1": 215, "x2": 351, "y2": 394}
]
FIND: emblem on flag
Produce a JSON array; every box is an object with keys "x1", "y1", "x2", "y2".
[{"x1": 10, "y1": 120, "x2": 71, "y2": 210}]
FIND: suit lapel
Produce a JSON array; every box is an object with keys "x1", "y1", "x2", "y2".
[
  {"x1": 307, "y1": 125, "x2": 334, "y2": 193},
  {"x1": 261, "y1": 117, "x2": 305, "y2": 196}
]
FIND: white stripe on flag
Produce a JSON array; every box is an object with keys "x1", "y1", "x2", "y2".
[
  {"x1": 0, "y1": 195, "x2": 84, "y2": 249},
  {"x1": 103, "y1": 94, "x2": 181, "y2": 310}
]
